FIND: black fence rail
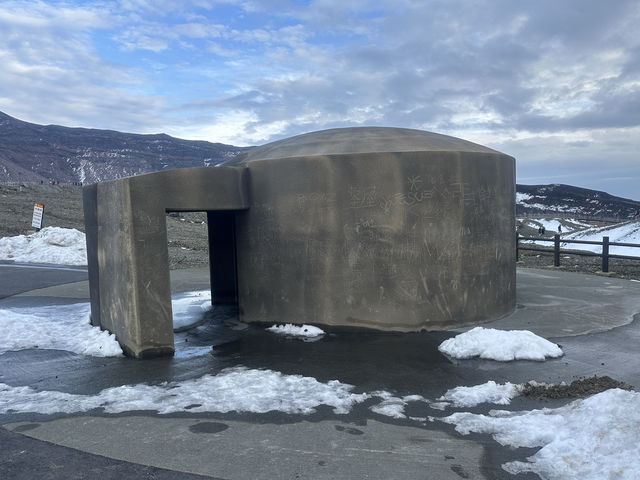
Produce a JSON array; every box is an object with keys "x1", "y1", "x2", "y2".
[
  {"x1": 517, "y1": 212, "x2": 631, "y2": 223},
  {"x1": 516, "y1": 234, "x2": 640, "y2": 272}
]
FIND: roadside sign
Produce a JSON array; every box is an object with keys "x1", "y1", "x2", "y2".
[{"x1": 32, "y1": 202, "x2": 44, "y2": 229}]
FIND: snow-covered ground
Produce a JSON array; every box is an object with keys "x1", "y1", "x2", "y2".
[
  {"x1": 520, "y1": 219, "x2": 640, "y2": 257},
  {"x1": 1, "y1": 355, "x2": 638, "y2": 478},
  {"x1": 171, "y1": 290, "x2": 212, "y2": 331},
  {"x1": 562, "y1": 221, "x2": 640, "y2": 257},
  {"x1": 0, "y1": 297, "x2": 637, "y2": 477},
  {"x1": 2, "y1": 228, "x2": 639, "y2": 477},
  {"x1": 0, "y1": 290, "x2": 219, "y2": 357},
  {"x1": 0, "y1": 367, "x2": 369, "y2": 415},
  {"x1": 0, "y1": 227, "x2": 87, "y2": 265},
  {"x1": 439, "y1": 388, "x2": 640, "y2": 479},
  {"x1": 520, "y1": 218, "x2": 591, "y2": 234},
  {"x1": 0, "y1": 302, "x2": 122, "y2": 357}
]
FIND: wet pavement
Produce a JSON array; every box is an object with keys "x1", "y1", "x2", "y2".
[{"x1": 1, "y1": 264, "x2": 639, "y2": 479}]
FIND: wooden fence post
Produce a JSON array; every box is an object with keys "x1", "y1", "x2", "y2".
[
  {"x1": 602, "y1": 236, "x2": 610, "y2": 272},
  {"x1": 554, "y1": 234, "x2": 560, "y2": 267}
]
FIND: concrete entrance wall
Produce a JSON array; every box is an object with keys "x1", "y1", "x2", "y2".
[{"x1": 83, "y1": 166, "x2": 249, "y2": 357}]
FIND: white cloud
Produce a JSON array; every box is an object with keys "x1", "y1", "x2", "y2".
[
  {"x1": 0, "y1": 0, "x2": 169, "y2": 131},
  {"x1": 0, "y1": 0, "x2": 639, "y2": 198},
  {"x1": 168, "y1": 109, "x2": 281, "y2": 145}
]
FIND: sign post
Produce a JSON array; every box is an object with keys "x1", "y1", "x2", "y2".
[{"x1": 32, "y1": 202, "x2": 44, "y2": 230}]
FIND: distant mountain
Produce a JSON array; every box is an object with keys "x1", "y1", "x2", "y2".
[
  {"x1": 0, "y1": 111, "x2": 249, "y2": 184},
  {"x1": 1, "y1": 111, "x2": 638, "y2": 220},
  {"x1": 516, "y1": 184, "x2": 640, "y2": 220}
]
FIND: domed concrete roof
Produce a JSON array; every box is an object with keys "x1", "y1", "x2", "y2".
[{"x1": 223, "y1": 127, "x2": 504, "y2": 165}]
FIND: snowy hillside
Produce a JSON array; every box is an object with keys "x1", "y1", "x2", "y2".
[
  {"x1": 519, "y1": 218, "x2": 640, "y2": 257},
  {"x1": 563, "y1": 221, "x2": 640, "y2": 256},
  {"x1": 517, "y1": 184, "x2": 640, "y2": 219},
  {"x1": 0, "y1": 111, "x2": 248, "y2": 184}
]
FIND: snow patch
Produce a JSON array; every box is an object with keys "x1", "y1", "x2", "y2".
[
  {"x1": 0, "y1": 367, "x2": 370, "y2": 415},
  {"x1": 437, "y1": 381, "x2": 521, "y2": 407},
  {"x1": 0, "y1": 290, "x2": 222, "y2": 357},
  {"x1": 438, "y1": 327, "x2": 563, "y2": 361},
  {"x1": 440, "y1": 388, "x2": 640, "y2": 479},
  {"x1": 0, "y1": 227, "x2": 87, "y2": 265},
  {"x1": 267, "y1": 324, "x2": 325, "y2": 338},
  {"x1": 0, "y1": 303, "x2": 123, "y2": 357},
  {"x1": 369, "y1": 391, "x2": 428, "y2": 419},
  {"x1": 516, "y1": 192, "x2": 533, "y2": 203},
  {"x1": 172, "y1": 290, "x2": 212, "y2": 331}
]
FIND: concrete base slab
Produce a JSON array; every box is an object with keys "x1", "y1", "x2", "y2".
[
  {"x1": 0, "y1": 426, "x2": 215, "y2": 480},
  {"x1": 2, "y1": 266, "x2": 640, "y2": 479},
  {"x1": 5, "y1": 416, "x2": 484, "y2": 480},
  {"x1": 471, "y1": 268, "x2": 640, "y2": 337}
]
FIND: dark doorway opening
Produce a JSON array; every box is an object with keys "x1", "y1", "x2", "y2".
[{"x1": 207, "y1": 211, "x2": 239, "y2": 305}]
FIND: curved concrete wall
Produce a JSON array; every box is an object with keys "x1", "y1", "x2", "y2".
[{"x1": 235, "y1": 148, "x2": 515, "y2": 331}]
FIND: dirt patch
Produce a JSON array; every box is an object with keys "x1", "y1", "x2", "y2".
[
  {"x1": 165, "y1": 211, "x2": 209, "y2": 269},
  {"x1": 522, "y1": 376, "x2": 634, "y2": 401},
  {"x1": 0, "y1": 182, "x2": 210, "y2": 270},
  {"x1": 0, "y1": 183, "x2": 84, "y2": 237}
]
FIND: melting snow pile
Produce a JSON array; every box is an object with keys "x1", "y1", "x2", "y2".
[
  {"x1": 0, "y1": 291, "x2": 221, "y2": 358},
  {"x1": 370, "y1": 391, "x2": 429, "y2": 419},
  {"x1": 439, "y1": 327, "x2": 563, "y2": 361},
  {"x1": 0, "y1": 303, "x2": 122, "y2": 357},
  {"x1": 267, "y1": 323, "x2": 325, "y2": 338},
  {"x1": 0, "y1": 367, "x2": 369, "y2": 415},
  {"x1": 172, "y1": 290, "x2": 212, "y2": 331},
  {"x1": 440, "y1": 388, "x2": 640, "y2": 479},
  {"x1": 370, "y1": 381, "x2": 525, "y2": 417},
  {"x1": 0, "y1": 227, "x2": 87, "y2": 265},
  {"x1": 436, "y1": 381, "x2": 521, "y2": 407}
]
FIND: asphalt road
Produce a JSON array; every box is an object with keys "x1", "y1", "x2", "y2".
[{"x1": 0, "y1": 261, "x2": 88, "y2": 299}]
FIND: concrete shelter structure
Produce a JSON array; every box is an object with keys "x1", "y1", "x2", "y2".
[{"x1": 84, "y1": 127, "x2": 516, "y2": 358}]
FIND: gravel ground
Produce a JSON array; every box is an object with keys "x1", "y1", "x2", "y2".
[
  {"x1": 0, "y1": 183, "x2": 85, "y2": 237},
  {"x1": 0, "y1": 182, "x2": 210, "y2": 270},
  {"x1": 3, "y1": 182, "x2": 640, "y2": 277},
  {"x1": 517, "y1": 248, "x2": 640, "y2": 281},
  {"x1": 521, "y1": 376, "x2": 634, "y2": 401}
]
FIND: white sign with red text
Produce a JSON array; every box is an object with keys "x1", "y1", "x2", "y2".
[{"x1": 32, "y1": 202, "x2": 44, "y2": 229}]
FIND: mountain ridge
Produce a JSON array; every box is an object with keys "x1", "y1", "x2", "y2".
[
  {"x1": 516, "y1": 183, "x2": 640, "y2": 220},
  {"x1": 0, "y1": 111, "x2": 249, "y2": 184},
  {"x1": 1, "y1": 111, "x2": 638, "y2": 218}
]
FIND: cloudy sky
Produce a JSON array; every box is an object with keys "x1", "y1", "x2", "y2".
[{"x1": 1, "y1": 0, "x2": 639, "y2": 199}]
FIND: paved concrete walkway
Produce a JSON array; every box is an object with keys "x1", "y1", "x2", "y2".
[{"x1": 1, "y1": 266, "x2": 639, "y2": 480}]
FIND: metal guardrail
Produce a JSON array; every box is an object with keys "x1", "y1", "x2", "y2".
[{"x1": 516, "y1": 234, "x2": 640, "y2": 272}]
